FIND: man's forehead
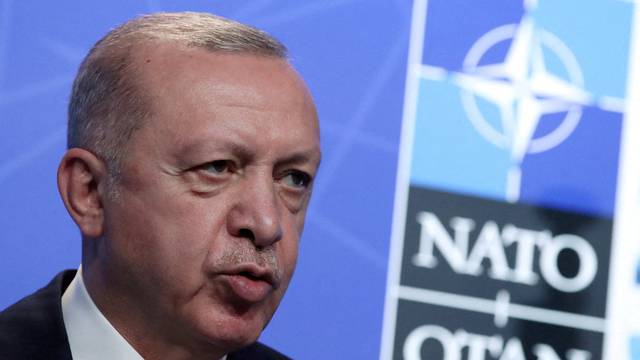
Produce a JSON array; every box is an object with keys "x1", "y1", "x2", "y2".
[
  {"x1": 136, "y1": 42, "x2": 299, "y2": 91},
  {"x1": 128, "y1": 41, "x2": 320, "y2": 161},
  {"x1": 134, "y1": 42, "x2": 315, "y2": 117}
]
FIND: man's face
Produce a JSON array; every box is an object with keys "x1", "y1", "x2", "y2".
[{"x1": 99, "y1": 45, "x2": 320, "y2": 352}]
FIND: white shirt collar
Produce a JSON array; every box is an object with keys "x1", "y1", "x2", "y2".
[
  {"x1": 62, "y1": 267, "x2": 228, "y2": 360},
  {"x1": 61, "y1": 266, "x2": 145, "y2": 360}
]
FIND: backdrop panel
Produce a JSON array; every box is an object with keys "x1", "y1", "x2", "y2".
[{"x1": 382, "y1": 1, "x2": 640, "y2": 360}]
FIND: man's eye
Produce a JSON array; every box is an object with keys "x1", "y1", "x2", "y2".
[
  {"x1": 201, "y1": 160, "x2": 231, "y2": 175},
  {"x1": 282, "y1": 171, "x2": 311, "y2": 189}
]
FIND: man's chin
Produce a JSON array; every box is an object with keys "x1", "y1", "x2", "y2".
[
  {"x1": 181, "y1": 287, "x2": 281, "y2": 352},
  {"x1": 189, "y1": 308, "x2": 270, "y2": 352}
]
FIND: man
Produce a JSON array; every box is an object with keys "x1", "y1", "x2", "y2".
[{"x1": 0, "y1": 12, "x2": 321, "y2": 360}]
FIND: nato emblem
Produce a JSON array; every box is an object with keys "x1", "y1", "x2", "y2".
[{"x1": 382, "y1": 0, "x2": 637, "y2": 359}]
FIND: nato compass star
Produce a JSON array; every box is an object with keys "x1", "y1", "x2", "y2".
[{"x1": 452, "y1": 15, "x2": 593, "y2": 202}]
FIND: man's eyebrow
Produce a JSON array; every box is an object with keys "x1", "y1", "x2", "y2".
[
  {"x1": 176, "y1": 139, "x2": 321, "y2": 167},
  {"x1": 278, "y1": 148, "x2": 322, "y2": 168},
  {"x1": 176, "y1": 138, "x2": 252, "y2": 158}
]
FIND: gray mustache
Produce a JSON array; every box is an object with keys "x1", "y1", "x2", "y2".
[{"x1": 216, "y1": 245, "x2": 282, "y2": 282}]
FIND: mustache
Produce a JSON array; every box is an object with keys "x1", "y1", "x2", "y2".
[{"x1": 214, "y1": 245, "x2": 282, "y2": 283}]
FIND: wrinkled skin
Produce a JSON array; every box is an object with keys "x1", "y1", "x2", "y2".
[{"x1": 66, "y1": 44, "x2": 321, "y2": 359}]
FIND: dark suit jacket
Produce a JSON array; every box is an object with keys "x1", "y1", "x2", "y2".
[{"x1": 0, "y1": 270, "x2": 290, "y2": 360}]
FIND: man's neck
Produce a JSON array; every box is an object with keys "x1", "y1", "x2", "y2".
[{"x1": 80, "y1": 262, "x2": 230, "y2": 360}]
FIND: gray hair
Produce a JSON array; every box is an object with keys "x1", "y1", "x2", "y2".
[{"x1": 67, "y1": 12, "x2": 287, "y2": 186}]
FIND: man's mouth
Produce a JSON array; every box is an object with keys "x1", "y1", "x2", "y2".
[{"x1": 220, "y1": 264, "x2": 279, "y2": 303}]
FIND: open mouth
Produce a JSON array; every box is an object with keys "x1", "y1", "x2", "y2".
[
  {"x1": 238, "y1": 271, "x2": 263, "y2": 281},
  {"x1": 224, "y1": 273, "x2": 273, "y2": 303},
  {"x1": 218, "y1": 264, "x2": 279, "y2": 303}
]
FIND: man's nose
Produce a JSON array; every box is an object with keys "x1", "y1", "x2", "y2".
[{"x1": 226, "y1": 176, "x2": 283, "y2": 248}]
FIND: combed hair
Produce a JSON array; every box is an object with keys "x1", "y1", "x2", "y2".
[{"x1": 67, "y1": 12, "x2": 287, "y2": 183}]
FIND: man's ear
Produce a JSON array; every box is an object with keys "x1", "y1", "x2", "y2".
[{"x1": 57, "y1": 148, "x2": 109, "y2": 238}]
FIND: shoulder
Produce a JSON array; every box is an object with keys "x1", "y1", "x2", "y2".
[
  {"x1": 0, "y1": 270, "x2": 75, "y2": 360},
  {"x1": 228, "y1": 342, "x2": 292, "y2": 360}
]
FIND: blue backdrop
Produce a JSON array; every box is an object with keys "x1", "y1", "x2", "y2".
[{"x1": 0, "y1": 1, "x2": 410, "y2": 359}]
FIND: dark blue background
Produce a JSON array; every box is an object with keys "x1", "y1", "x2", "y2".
[{"x1": 0, "y1": 1, "x2": 412, "y2": 358}]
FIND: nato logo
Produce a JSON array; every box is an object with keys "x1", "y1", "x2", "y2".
[
  {"x1": 408, "y1": 0, "x2": 632, "y2": 218},
  {"x1": 381, "y1": 0, "x2": 634, "y2": 357}
]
